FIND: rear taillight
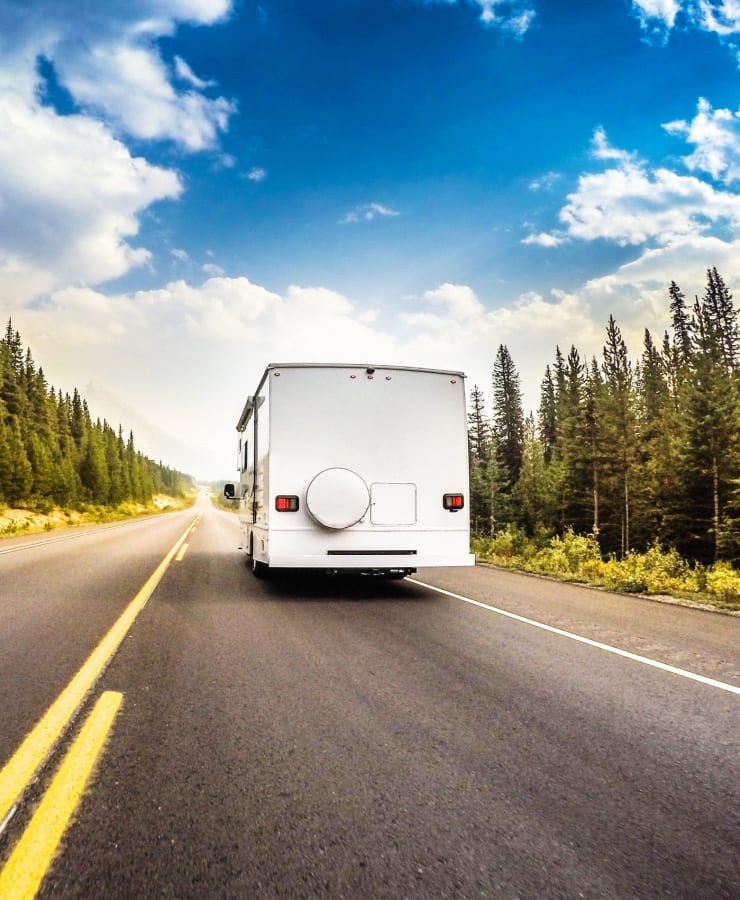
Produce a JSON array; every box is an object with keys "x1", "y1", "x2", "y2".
[
  {"x1": 275, "y1": 495, "x2": 299, "y2": 512},
  {"x1": 443, "y1": 493, "x2": 464, "y2": 511}
]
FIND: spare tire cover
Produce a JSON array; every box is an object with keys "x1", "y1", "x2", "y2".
[{"x1": 306, "y1": 467, "x2": 370, "y2": 529}]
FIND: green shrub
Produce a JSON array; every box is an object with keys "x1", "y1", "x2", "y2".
[
  {"x1": 471, "y1": 526, "x2": 739, "y2": 609},
  {"x1": 472, "y1": 526, "x2": 536, "y2": 567},
  {"x1": 705, "y1": 562, "x2": 740, "y2": 600}
]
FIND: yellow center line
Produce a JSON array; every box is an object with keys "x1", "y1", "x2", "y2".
[
  {"x1": 0, "y1": 515, "x2": 197, "y2": 830},
  {"x1": 175, "y1": 542, "x2": 189, "y2": 562},
  {"x1": 0, "y1": 691, "x2": 123, "y2": 900}
]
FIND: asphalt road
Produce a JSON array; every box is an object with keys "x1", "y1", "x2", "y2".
[{"x1": 1, "y1": 497, "x2": 738, "y2": 898}]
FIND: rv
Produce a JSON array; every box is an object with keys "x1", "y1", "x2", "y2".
[{"x1": 224, "y1": 363, "x2": 475, "y2": 577}]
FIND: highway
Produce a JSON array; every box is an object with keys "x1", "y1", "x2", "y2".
[{"x1": 0, "y1": 495, "x2": 738, "y2": 898}]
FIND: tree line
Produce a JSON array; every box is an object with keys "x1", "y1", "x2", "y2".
[
  {"x1": 469, "y1": 268, "x2": 740, "y2": 566},
  {"x1": 0, "y1": 320, "x2": 192, "y2": 510}
]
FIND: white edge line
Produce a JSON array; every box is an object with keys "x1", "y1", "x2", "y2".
[
  {"x1": 0, "y1": 513, "x2": 173, "y2": 556},
  {"x1": 407, "y1": 578, "x2": 740, "y2": 696}
]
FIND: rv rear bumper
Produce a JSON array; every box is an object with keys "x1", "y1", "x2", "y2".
[{"x1": 267, "y1": 552, "x2": 475, "y2": 569}]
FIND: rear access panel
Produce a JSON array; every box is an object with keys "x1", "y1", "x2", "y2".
[{"x1": 370, "y1": 482, "x2": 417, "y2": 525}]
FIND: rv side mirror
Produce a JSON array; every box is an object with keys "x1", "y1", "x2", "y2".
[{"x1": 224, "y1": 483, "x2": 235, "y2": 499}]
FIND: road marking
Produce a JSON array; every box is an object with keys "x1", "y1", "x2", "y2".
[
  {"x1": 176, "y1": 542, "x2": 189, "y2": 561},
  {"x1": 407, "y1": 578, "x2": 740, "y2": 696},
  {"x1": 0, "y1": 691, "x2": 123, "y2": 900},
  {"x1": 0, "y1": 516, "x2": 197, "y2": 831}
]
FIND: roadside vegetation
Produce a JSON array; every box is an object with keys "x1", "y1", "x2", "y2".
[
  {"x1": 0, "y1": 494, "x2": 194, "y2": 539},
  {"x1": 473, "y1": 529, "x2": 740, "y2": 612},
  {"x1": 469, "y1": 269, "x2": 740, "y2": 611},
  {"x1": 0, "y1": 320, "x2": 194, "y2": 537}
]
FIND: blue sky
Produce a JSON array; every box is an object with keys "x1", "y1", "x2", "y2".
[{"x1": 1, "y1": 0, "x2": 740, "y2": 478}]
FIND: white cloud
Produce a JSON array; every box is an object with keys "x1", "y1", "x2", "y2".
[
  {"x1": 631, "y1": 0, "x2": 681, "y2": 33},
  {"x1": 174, "y1": 55, "x2": 216, "y2": 89},
  {"x1": 631, "y1": 1, "x2": 740, "y2": 59},
  {"x1": 553, "y1": 128, "x2": 740, "y2": 247},
  {"x1": 57, "y1": 43, "x2": 235, "y2": 151},
  {"x1": 338, "y1": 203, "x2": 400, "y2": 225},
  {"x1": 15, "y1": 251, "x2": 740, "y2": 477},
  {"x1": 0, "y1": 1, "x2": 235, "y2": 151},
  {"x1": 17, "y1": 273, "x2": 578, "y2": 470},
  {"x1": 0, "y1": 2, "x2": 233, "y2": 305},
  {"x1": 422, "y1": 283, "x2": 487, "y2": 321},
  {"x1": 560, "y1": 162, "x2": 740, "y2": 245},
  {"x1": 202, "y1": 262, "x2": 226, "y2": 276},
  {"x1": 0, "y1": 89, "x2": 182, "y2": 302},
  {"x1": 529, "y1": 171, "x2": 561, "y2": 191},
  {"x1": 422, "y1": 1, "x2": 536, "y2": 34},
  {"x1": 664, "y1": 97, "x2": 740, "y2": 182},
  {"x1": 522, "y1": 231, "x2": 564, "y2": 247},
  {"x1": 698, "y1": 0, "x2": 740, "y2": 35},
  {"x1": 245, "y1": 166, "x2": 267, "y2": 182},
  {"x1": 591, "y1": 127, "x2": 636, "y2": 163}
]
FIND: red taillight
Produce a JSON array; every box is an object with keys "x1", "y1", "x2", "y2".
[
  {"x1": 275, "y1": 495, "x2": 299, "y2": 512},
  {"x1": 443, "y1": 493, "x2": 464, "y2": 511}
]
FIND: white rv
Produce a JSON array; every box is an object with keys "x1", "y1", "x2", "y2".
[{"x1": 224, "y1": 363, "x2": 474, "y2": 577}]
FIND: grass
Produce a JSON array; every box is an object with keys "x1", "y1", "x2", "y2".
[
  {"x1": 472, "y1": 527, "x2": 740, "y2": 612},
  {"x1": 0, "y1": 494, "x2": 195, "y2": 540}
]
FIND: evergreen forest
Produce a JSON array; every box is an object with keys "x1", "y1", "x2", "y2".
[
  {"x1": 468, "y1": 268, "x2": 740, "y2": 568},
  {"x1": 0, "y1": 320, "x2": 192, "y2": 512}
]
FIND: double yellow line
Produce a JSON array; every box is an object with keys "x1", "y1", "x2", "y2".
[{"x1": 0, "y1": 514, "x2": 200, "y2": 898}]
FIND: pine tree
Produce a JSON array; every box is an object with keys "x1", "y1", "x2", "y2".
[
  {"x1": 513, "y1": 414, "x2": 552, "y2": 535},
  {"x1": 552, "y1": 345, "x2": 592, "y2": 534},
  {"x1": 3, "y1": 416, "x2": 33, "y2": 505},
  {"x1": 668, "y1": 280, "x2": 692, "y2": 365},
  {"x1": 538, "y1": 365, "x2": 557, "y2": 465},
  {"x1": 583, "y1": 357, "x2": 605, "y2": 538},
  {"x1": 467, "y1": 385, "x2": 492, "y2": 533},
  {"x1": 491, "y1": 344, "x2": 525, "y2": 486},
  {"x1": 0, "y1": 319, "x2": 191, "y2": 512},
  {"x1": 681, "y1": 275, "x2": 740, "y2": 561},
  {"x1": 703, "y1": 267, "x2": 739, "y2": 374},
  {"x1": 601, "y1": 316, "x2": 636, "y2": 556}
]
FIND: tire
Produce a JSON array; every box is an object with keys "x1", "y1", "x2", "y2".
[{"x1": 252, "y1": 557, "x2": 269, "y2": 578}]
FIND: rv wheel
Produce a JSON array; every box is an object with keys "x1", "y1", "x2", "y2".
[{"x1": 252, "y1": 558, "x2": 269, "y2": 578}]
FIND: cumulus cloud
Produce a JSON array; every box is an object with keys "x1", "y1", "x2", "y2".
[
  {"x1": 338, "y1": 203, "x2": 400, "y2": 225},
  {"x1": 18, "y1": 254, "x2": 740, "y2": 476},
  {"x1": 0, "y1": 2, "x2": 235, "y2": 149},
  {"x1": 421, "y1": 283, "x2": 487, "y2": 321},
  {"x1": 559, "y1": 161, "x2": 740, "y2": 245},
  {"x1": 526, "y1": 127, "x2": 740, "y2": 249},
  {"x1": 664, "y1": 97, "x2": 740, "y2": 182},
  {"x1": 56, "y1": 43, "x2": 235, "y2": 151},
  {"x1": 698, "y1": 0, "x2": 740, "y2": 35},
  {"x1": 631, "y1": 1, "x2": 740, "y2": 58},
  {"x1": 422, "y1": 1, "x2": 536, "y2": 35},
  {"x1": 631, "y1": 0, "x2": 681, "y2": 35},
  {"x1": 0, "y1": 89, "x2": 182, "y2": 302},
  {"x1": 0, "y1": 1, "x2": 233, "y2": 305},
  {"x1": 591, "y1": 127, "x2": 636, "y2": 163},
  {"x1": 18, "y1": 273, "x2": 603, "y2": 472}
]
